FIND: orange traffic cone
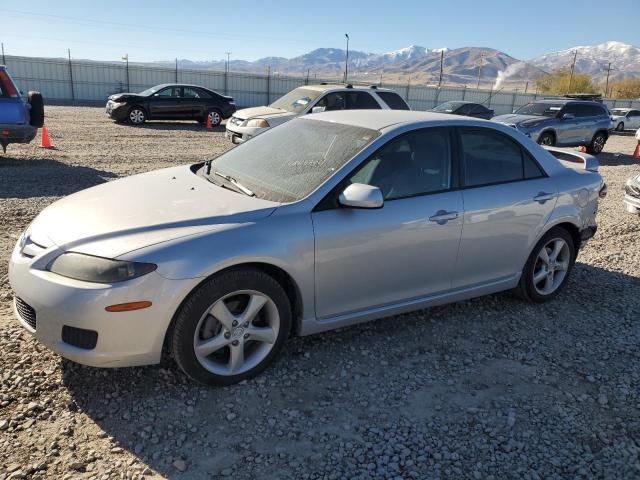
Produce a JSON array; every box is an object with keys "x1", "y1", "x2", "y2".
[
  {"x1": 634, "y1": 143, "x2": 639, "y2": 160},
  {"x1": 39, "y1": 125, "x2": 54, "y2": 149},
  {"x1": 206, "y1": 114, "x2": 212, "y2": 130}
]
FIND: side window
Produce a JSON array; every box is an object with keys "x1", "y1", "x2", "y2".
[
  {"x1": 182, "y1": 87, "x2": 201, "y2": 98},
  {"x1": 461, "y1": 129, "x2": 526, "y2": 187},
  {"x1": 628, "y1": 110, "x2": 640, "y2": 118},
  {"x1": 573, "y1": 104, "x2": 593, "y2": 117},
  {"x1": 196, "y1": 88, "x2": 212, "y2": 98},
  {"x1": 457, "y1": 104, "x2": 475, "y2": 115},
  {"x1": 523, "y1": 152, "x2": 544, "y2": 179},
  {"x1": 156, "y1": 87, "x2": 180, "y2": 98},
  {"x1": 562, "y1": 104, "x2": 579, "y2": 117},
  {"x1": 376, "y1": 91, "x2": 410, "y2": 110},
  {"x1": 348, "y1": 128, "x2": 452, "y2": 200},
  {"x1": 315, "y1": 92, "x2": 346, "y2": 111},
  {"x1": 346, "y1": 92, "x2": 381, "y2": 109}
]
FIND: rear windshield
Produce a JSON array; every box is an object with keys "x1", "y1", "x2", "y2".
[
  {"x1": 203, "y1": 118, "x2": 380, "y2": 202},
  {"x1": 376, "y1": 91, "x2": 410, "y2": 110}
]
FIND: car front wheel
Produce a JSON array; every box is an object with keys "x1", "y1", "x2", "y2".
[
  {"x1": 128, "y1": 107, "x2": 146, "y2": 125},
  {"x1": 171, "y1": 268, "x2": 291, "y2": 386},
  {"x1": 538, "y1": 132, "x2": 555, "y2": 146},
  {"x1": 616, "y1": 122, "x2": 624, "y2": 132},
  {"x1": 587, "y1": 132, "x2": 607, "y2": 154},
  {"x1": 515, "y1": 227, "x2": 576, "y2": 303}
]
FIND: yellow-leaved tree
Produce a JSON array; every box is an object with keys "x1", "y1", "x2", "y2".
[{"x1": 536, "y1": 69, "x2": 598, "y2": 95}]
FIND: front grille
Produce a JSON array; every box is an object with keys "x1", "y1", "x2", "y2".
[
  {"x1": 15, "y1": 297, "x2": 36, "y2": 330},
  {"x1": 62, "y1": 326, "x2": 98, "y2": 350}
]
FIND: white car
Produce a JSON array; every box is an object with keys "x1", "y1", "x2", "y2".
[
  {"x1": 225, "y1": 84, "x2": 410, "y2": 144},
  {"x1": 611, "y1": 108, "x2": 640, "y2": 132}
]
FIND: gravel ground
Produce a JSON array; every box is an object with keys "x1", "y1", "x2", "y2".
[{"x1": 1, "y1": 106, "x2": 639, "y2": 480}]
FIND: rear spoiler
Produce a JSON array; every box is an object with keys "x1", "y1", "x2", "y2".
[{"x1": 543, "y1": 146, "x2": 599, "y2": 172}]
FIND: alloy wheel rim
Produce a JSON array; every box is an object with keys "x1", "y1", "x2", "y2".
[
  {"x1": 593, "y1": 136, "x2": 605, "y2": 152},
  {"x1": 532, "y1": 238, "x2": 570, "y2": 295},
  {"x1": 541, "y1": 135, "x2": 553, "y2": 146},
  {"x1": 209, "y1": 111, "x2": 220, "y2": 125},
  {"x1": 193, "y1": 290, "x2": 280, "y2": 376},
  {"x1": 130, "y1": 109, "x2": 144, "y2": 124}
]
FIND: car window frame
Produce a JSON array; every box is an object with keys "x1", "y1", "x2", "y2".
[
  {"x1": 375, "y1": 90, "x2": 410, "y2": 110},
  {"x1": 345, "y1": 91, "x2": 382, "y2": 110},
  {"x1": 155, "y1": 86, "x2": 180, "y2": 98},
  {"x1": 313, "y1": 126, "x2": 460, "y2": 211},
  {"x1": 455, "y1": 126, "x2": 547, "y2": 190}
]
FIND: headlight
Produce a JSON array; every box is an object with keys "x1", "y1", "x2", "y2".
[
  {"x1": 47, "y1": 252, "x2": 157, "y2": 283},
  {"x1": 244, "y1": 118, "x2": 269, "y2": 128}
]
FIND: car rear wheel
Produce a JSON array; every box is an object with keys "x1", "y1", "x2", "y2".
[
  {"x1": 515, "y1": 227, "x2": 576, "y2": 303},
  {"x1": 538, "y1": 132, "x2": 555, "y2": 146},
  {"x1": 587, "y1": 132, "x2": 607, "y2": 154},
  {"x1": 171, "y1": 268, "x2": 291, "y2": 386},
  {"x1": 202, "y1": 109, "x2": 222, "y2": 127},
  {"x1": 128, "y1": 107, "x2": 146, "y2": 125},
  {"x1": 616, "y1": 122, "x2": 624, "y2": 132}
]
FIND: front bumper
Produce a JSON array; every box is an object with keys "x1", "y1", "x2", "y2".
[
  {"x1": 0, "y1": 123, "x2": 38, "y2": 145},
  {"x1": 225, "y1": 121, "x2": 268, "y2": 144},
  {"x1": 624, "y1": 193, "x2": 640, "y2": 214},
  {"x1": 8, "y1": 242, "x2": 193, "y2": 368},
  {"x1": 105, "y1": 101, "x2": 129, "y2": 121}
]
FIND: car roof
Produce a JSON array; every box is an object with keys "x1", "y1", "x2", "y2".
[
  {"x1": 299, "y1": 84, "x2": 397, "y2": 93},
  {"x1": 305, "y1": 109, "x2": 486, "y2": 130},
  {"x1": 151, "y1": 83, "x2": 213, "y2": 90}
]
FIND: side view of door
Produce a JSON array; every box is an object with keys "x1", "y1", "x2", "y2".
[
  {"x1": 147, "y1": 86, "x2": 182, "y2": 119},
  {"x1": 452, "y1": 127, "x2": 557, "y2": 289},
  {"x1": 312, "y1": 127, "x2": 464, "y2": 320}
]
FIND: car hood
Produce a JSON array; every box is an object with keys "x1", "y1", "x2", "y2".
[
  {"x1": 492, "y1": 114, "x2": 551, "y2": 126},
  {"x1": 233, "y1": 106, "x2": 297, "y2": 121},
  {"x1": 27, "y1": 165, "x2": 278, "y2": 258},
  {"x1": 107, "y1": 93, "x2": 145, "y2": 102}
]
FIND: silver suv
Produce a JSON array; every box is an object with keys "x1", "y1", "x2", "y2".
[{"x1": 493, "y1": 99, "x2": 612, "y2": 154}]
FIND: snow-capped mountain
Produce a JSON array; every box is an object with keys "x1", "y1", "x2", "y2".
[
  {"x1": 529, "y1": 41, "x2": 640, "y2": 80},
  {"x1": 156, "y1": 41, "x2": 639, "y2": 87}
]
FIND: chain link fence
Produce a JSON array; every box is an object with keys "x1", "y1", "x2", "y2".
[{"x1": 4, "y1": 55, "x2": 640, "y2": 115}]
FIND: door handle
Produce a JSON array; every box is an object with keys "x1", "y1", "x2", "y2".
[
  {"x1": 429, "y1": 210, "x2": 459, "y2": 224},
  {"x1": 533, "y1": 192, "x2": 555, "y2": 204}
]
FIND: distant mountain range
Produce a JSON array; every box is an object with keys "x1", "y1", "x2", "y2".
[{"x1": 156, "y1": 41, "x2": 640, "y2": 88}]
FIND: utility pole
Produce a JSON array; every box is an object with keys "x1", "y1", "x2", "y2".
[
  {"x1": 305, "y1": 68, "x2": 309, "y2": 85},
  {"x1": 266, "y1": 66, "x2": 271, "y2": 104},
  {"x1": 122, "y1": 54, "x2": 129, "y2": 92},
  {"x1": 476, "y1": 52, "x2": 484, "y2": 89},
  {"x1": 224, "y1": 52, "x2": 231, "y2": 96},
  {"x1": 567, "y1": 50, "x2": 578, "y2": 94},
  {"x1": 524, "y1": 81, "x2": 529, "y2": 93},
  {"x1": 379, "y1": 71, "x2": 383, "y2": 86},
  {"x1": 68, "y1": 49, "x2": 75, "y2": 102},
  {"x1": 1, "y1": 43, "x2": 5, "y2": 66},
  {"x1": 344, "y1": 34, "x2": 350, "y2": 83},
  {"x1": 438, "y1": 50, "x2": 444, "y2": 87},
  {"x1": 175, "y1": 58, "x2": 178, "y2": 83},
  {"x1": 604, "y1": 62, "x2": 613, "y2": 98}
]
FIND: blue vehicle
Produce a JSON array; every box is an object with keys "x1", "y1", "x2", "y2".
[
  {"x1": 493, "y1": 99, "x2": 612, "y2": 154},
  {"x1": 0, "y1": 65, "x2": 43, "y2": 153}
]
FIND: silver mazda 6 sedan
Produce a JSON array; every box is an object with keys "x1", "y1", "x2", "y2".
[{"x1": 9, "y1": 110, "x2": 605, "y2": 385}]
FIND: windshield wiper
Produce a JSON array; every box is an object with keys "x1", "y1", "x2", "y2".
[{"x1": 214, "y1": 171, "x2": 255, "y2": 197}]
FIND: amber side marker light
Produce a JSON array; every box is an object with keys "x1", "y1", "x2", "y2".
[{"x1": 105, "y1": 301, "x2": 152, "y2": 312}]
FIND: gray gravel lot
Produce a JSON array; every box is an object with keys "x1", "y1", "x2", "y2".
[{"x1": 1, "y1": 106, "x2": 640, "y2": 479}]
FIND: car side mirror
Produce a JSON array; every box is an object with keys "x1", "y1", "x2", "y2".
[
  {"x1": 311, "y1": 106, "x2": 326, "y2": 114},
  {"x1": 338, "y1": 183, "x2": 383, "y2": 209},
  {"x1": 562, "y1": 113, "x2": 575, "y2": 120}
]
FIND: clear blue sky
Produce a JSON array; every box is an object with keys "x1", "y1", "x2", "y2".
[{"x1": 1, "y1": 0, "x2": 638, "y2": 62}]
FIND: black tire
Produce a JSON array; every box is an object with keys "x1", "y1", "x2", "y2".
[
  {"x1": 128, "y1": 106, "x2": 146, "y2": 125},
  {"x1": 171, "y1": 268, "x2": 292, "y2": 386},
  {"x1": 514, "y1": 227, "x2": 576, "y2": 303},
  {"x1": 27, "y1": 91, "x2": 44, "y2": 128},
  {"x1": 616, "y1": 122, "x2": 624, "y2": 132},
  {"x1": 587, "y1": 131, "x2": 607, "y2": 154},
  {"x1": 537, "y1": 132, "x2": 555, "y2": 147}
]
